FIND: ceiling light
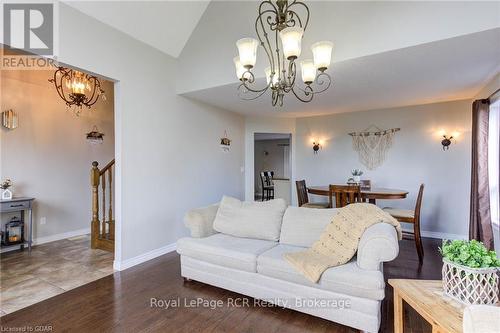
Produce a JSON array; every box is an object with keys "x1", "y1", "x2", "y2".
[
  {"x1": 234, "y1": 0, "x2": 334, "y2": 107},
  {"x1": 236, "y1": 38, "x2": 259, "y2": 69},
  {"x1": 49, "y1": 67, "x2": 106, "y2": 115},
  {"x1": 312, "y1": 41, "x2": 334, "y2": 71}
]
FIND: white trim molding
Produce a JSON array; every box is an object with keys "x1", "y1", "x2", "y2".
[
  {"x1": 402, "y1": 228, "x2": 467, "y2": 241},
  {"x1": 34, "y1": 228, "x2": 91, "y2": 245},
  {"x1": 113, "y1": 242, "x2": 177, "y2": 271}
]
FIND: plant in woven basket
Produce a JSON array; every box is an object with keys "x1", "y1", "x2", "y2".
[
  {"x1": 440, "y1": 240, "x2": 500, "y2": 268},
  {"x1": 439, "y1": 240, "x2": 500, "y2": 305}
]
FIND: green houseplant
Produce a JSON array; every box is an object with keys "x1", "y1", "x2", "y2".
[{"x1": 439, "y1": 240, "x2": 500, "y2": 305}]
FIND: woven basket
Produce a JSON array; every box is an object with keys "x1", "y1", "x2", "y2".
[{"x1": 442, "y1": 258, "x2": 500, "y2": 305}]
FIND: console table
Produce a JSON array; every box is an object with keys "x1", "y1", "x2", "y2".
[{"x1": 0, "y1": 197, "x2": 35, "y2": 252}]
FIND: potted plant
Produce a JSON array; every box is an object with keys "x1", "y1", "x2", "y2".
[
  {"x1": 351, "y1": 169, "x2": 363, "y2": 183},
  {"x1": 439, "y1": 239, "x2": 500, "y2": 305},
  {"x1": 1, "y1": 179, "x2": 12, "y2": 200}
]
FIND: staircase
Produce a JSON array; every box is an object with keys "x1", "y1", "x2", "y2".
[{"x1": 90, "y1": 159, "x2": 115, "y2": 252}]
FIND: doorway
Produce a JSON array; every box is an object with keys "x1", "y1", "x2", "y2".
[
  {"x1": 0, "y1": 59, "x2": 116, "y2": 315},
  {"x1": 254, "y1": 133, "x2": 292, "y2": 204}
]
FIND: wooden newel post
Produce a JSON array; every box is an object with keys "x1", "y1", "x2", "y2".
[{"x1": 91, "y1": 161, "x2": 100, "y2": 249}]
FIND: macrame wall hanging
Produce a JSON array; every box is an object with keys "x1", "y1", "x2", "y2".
[{"x1": 348, "y1": 125, "x2": 400, "y2": 170}]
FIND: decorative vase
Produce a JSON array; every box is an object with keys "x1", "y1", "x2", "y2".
[
  {"x1": 353, "y1": 176, "x2": 361, "y2": 183},
  {"x1": 442, "y1": 258, "x2": 500, "y2": 305},
  {"x1": 2, "y1": 188, "x2": 12, "y2": 200}
]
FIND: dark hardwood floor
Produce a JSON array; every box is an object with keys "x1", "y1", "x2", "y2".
[{"x1": 0, "y1": 238, "x2": 443, "y2": 332}]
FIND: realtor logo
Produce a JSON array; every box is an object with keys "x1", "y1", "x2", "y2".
[{"x1": 3, "y1": 3, "x2": 54, "y2": 55}]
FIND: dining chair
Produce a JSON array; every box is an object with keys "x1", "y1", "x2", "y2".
[
  {"x1": 296, "y1": 180, "x2": 329, "y2": 208},
  {"x1": 260, "y1": 171, "x2": 275, "y2": 201},
  {"x1": 328, "y1": 185, "x2": 362, "y2": 208},
  {"x1": 360, "y1": 179, "x2": 372, "y2": 190},
  {"x1": 383, "y1": 184, "x2": 425, "y2": 263}
]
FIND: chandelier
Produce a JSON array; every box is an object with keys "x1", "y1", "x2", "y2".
[
  {"x1": 233, "y1": 0, "x2": 333, "y2": 107},
  {"x1": 49, "y1": 67, "x2": 106, "y2": 114}
]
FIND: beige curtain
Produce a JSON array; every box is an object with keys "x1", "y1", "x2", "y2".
[{"x1": 470, "y1": 99, "x2": 494, "y2": 250}]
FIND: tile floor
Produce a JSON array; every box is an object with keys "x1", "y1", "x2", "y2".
[{"x1": 0, "y1": 234, "x2": 113, "y2": 315}]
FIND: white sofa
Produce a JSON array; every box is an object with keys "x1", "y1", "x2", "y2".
[{"x1": 176, "y1": 202, "x2": 399, "y2": 333}]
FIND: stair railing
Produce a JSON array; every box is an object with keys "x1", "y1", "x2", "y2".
[{"x1": 91, "y1": 159, "x2": 115, "y2": 252}]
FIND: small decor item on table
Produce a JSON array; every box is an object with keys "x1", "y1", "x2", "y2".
[
  {"x1": 2, "y1": 217, "x2": 24, "y2": 246},
  {"x1": 1, "y1": 179, "x2": 13, "y2": 200},
  {"x1": 440, "y1": 240, "x2": 500, "y2": 305},
  {"x1": 220, "y1": 130, "x2": 231, "y2": 153},
  {"x1": 350, "y1": 169, "x2": 363, "y2": 183},
  {"x1": 86, "y1": 126, "x2": 105, "y2": 144}
]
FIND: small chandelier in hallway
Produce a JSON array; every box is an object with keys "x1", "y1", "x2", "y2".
[
  {"x1": 234, "y1": 0, "x2": 334, "y2": 107},
  {"x1": 49, "y1": 67, "x2": 106, "y2": 114}
]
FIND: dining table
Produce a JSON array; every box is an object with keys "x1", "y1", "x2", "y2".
[{"x1": 307, "y1": 185, "x2": 409, "y2": 204}]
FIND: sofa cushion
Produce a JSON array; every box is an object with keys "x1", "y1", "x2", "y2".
[
  {"x1": 177, "y1": 234, "x2": 277, "y2": 272},
  {"x1": 279, "y1": 206, "x2": 339, "y2": 247},
  {"x1": 213, "y1": 196, "x2": 287, "y2": 241},
  {"x1": 257, "y1": 244, "x2": 386, "y2": 300}
]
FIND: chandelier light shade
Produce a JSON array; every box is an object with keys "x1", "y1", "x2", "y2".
[
  {"x1": 312, "y1": 41, "x2": 334, "y2": 71},
  {"x1": 234, "y1": 0, "x2": 334, "y2": 107},
  {"x1": 236, "y1": 38, "x2": 259, "y2": 69},
  {"x1": 300, "y1": 60, "x2": 316, "y2": 84},
  {"x1": 279, "y1": 27, "x2": 304, "y2": 60},
  {"x1": 49, "y1": 67, "x2": 105, "y2": 114},
  {"x1": 233, "y1": 57, "x2": 246, "y2": 81}
]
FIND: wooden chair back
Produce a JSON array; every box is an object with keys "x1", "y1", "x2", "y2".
[
  {"x1": 414, "y1": 184, "x2": 425, "y2": 223},
  {"x1": 329, "y1": 185, "x2": 362, "y2": 208},
  {"x1": 296, "y1": 180, "x2": 309, "y2": 207},
  {"x1": 260, "y1": 171, "x2": 274, "y2": 188},
  {"x1": 360, "y1": 179, "x2": 372, "y2": 190}
]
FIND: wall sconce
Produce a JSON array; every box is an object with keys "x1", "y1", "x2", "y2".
[
  {"x1": 86, "y1": 126, "x2": 105, "y2": 144},
  {"x1": 441, "y1": 135, "x2": 453, "y2": 150},
  {"x1": 440, "y1": 131, "x2": 459, "y2": 151},
  {"x1": 312, "y1": 141, "x2": 321, "y2": 154}
]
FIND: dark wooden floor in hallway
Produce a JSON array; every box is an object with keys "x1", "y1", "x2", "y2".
[{"x1": 1, "y1": 238, "x2": 443, "y2": 332}]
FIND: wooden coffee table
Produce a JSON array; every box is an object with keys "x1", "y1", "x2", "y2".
[{"x1": 388, "y1": 279, "x2": 465, "y2": 333}]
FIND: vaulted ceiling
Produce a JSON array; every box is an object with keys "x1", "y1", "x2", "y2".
[
  {"x1": 65, "y1": 1, "x2": 500, "y2": 117},
  {"x1": 63, "y1": 1, "x2": 210, "y2": 58}
]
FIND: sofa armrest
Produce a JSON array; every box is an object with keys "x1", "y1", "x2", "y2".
[
  {"x1": 184, "y1": 203, "x2": 219, "y2": 238},
  {"x1": 357, "y1": 223, "x2": 399, "y2": 270},
  {"x1": 463, "y1": 305, "x2": 500, "y2": 333}
]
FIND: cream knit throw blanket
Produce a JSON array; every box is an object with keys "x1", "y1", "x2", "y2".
[{"x1": 284, "y1": 203, "x2": 402, "y2": 283}]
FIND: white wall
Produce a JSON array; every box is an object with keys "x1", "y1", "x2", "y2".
[
  {"x1": 55, "y1": 4, "x2": 244, "y2": 267},
  {"x1": 245, "y1": 117, "x2": 295, "y2": 204},
  {"x1": 0, "y1": 69, "x2": 114, "y2": 241},
  {"x1": 474, "y1": 72, "x2": 500, "y2": 99},
  {"x1": 295, "y1": 100, "x2": 472, "y2": 239}
]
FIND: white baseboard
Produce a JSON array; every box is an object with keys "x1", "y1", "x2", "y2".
[
  {"x1": 34, "y1": 228, "x2": 91, "y2": 245},
  {"x1": 402, "y1": 228, "x2": 466, "y2": 241},
  {"x1": 1, "y1": 228, "x2": 90, "y2": 253},
  {"x1": 113, "y1": 242, "x2": 177, "y2": 271}
]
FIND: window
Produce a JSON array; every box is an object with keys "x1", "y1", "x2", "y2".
[{"x1": 489, "y1": 99, "x2": 500, "y2": 227}]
